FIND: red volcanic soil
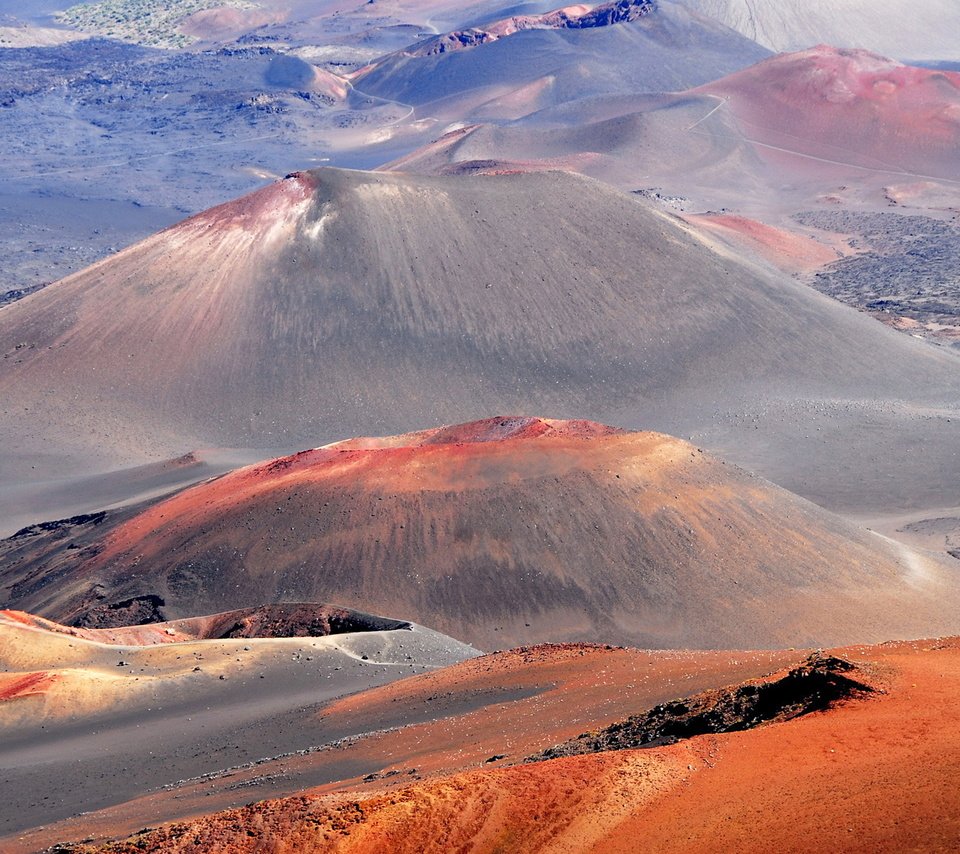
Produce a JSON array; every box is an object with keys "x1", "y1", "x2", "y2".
[
  {"x1": 0, "y1": 670, "x2": 58, "y2": 702},
  {"x1": 698, "y1": 46, "x2": 960, "y2": 180},
  {"x1": 684, "y1": 213, "x2": 845, "y2": 274},
  {"x1": 60, "y1": 638, "x2": 960, "y2": 853},
  {"x1": 21, "y1": 643, "x2": 800, "y2": 851},
  {"x1": 331, "y1": 414, "x2": 623, "y2": 447},
  {"x1": 6, "y1": 417, "x2": 960, "y2": 650}
]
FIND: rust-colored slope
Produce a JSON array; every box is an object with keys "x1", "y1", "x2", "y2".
[
  {"x1": 0, "y1": 618, "x2": 799, "y2": 853},
  {"x1": 5, "y1": 417, "x2": 959, "y2": 650},
  {"x1": 698, "y1": 46, "x2": 960, "y2": 180},
  {"x1": 80, "y1": 752, "x2": 695, "y2": 854},
  {"x1": 60, "y1": 638, "x2": 960, "y2": 854},
  {"x1": 5, "y1": 641, "x2": 802, "y2": 852},
  {"x1": 610, "y1": 640, "x2": 960, "y2": 853},
  {"x1": 682, "y1": 213, "x2": 845, "y2": 274}
]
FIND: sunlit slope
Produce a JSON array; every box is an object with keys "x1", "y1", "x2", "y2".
[
  {"x1": 5, "y1": 418, "x2": 958, "y2": 649},
  {"x1": 1, "y1": 167, "x2": 957, "y2": 513}
]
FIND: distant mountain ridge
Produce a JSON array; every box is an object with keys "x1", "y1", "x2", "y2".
[
  {"x1": 410, "y1": 0, "x2": 656, "y2": 57},
  {"x1": 681, "y1": 0, "x2": 960, "y2": 61}
]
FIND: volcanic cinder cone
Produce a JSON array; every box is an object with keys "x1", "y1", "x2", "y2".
[
  {"x1": 1, "y1": 167, "x2": 958, "y2": 520},
  {"x1": 5, "y1": 417, "x2": 958, "y2": 650}
]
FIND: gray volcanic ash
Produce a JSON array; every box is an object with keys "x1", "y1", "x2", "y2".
[
  {"x1": 682, "y1": 0, "x2": 960, "y2": 62},
  {"x1": 351, "y1": 0, "x2": 769, "y2": 117},
  {"x1": 1, "y1": 167, "x2": 959, "y2": 519},
  {"x1": 0, "y1": 604, "x2": 477, "y2": 845}
]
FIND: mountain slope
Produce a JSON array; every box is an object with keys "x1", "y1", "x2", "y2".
[
  {"x1": 1, "y1": 167, "x2": 958, "y2": 517},
  {"x1": 696, "y1": 46, "x2": 960, "y2": 182},
  {"x1": 4, "y1": 417, "x2": 958, "y2": 650},
  {"x1": 0, "y1": 605, "x2": 477, "y2": 844},
  {"x1": 33, "y1": 639, "x2": 960, "y2": 854},
  {"x1": 386, "y1": 45, "x2": 960, "y2": 210},
  {"x1": 351, "y1": 1, "x2": 769, "y2": 116},
  {"x1": 681, "y1": 0, "x2": 960, "y2": 61}
]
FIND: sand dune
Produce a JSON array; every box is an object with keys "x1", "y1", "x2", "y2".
[{"x1": 4, "y1": 417, "x2": 959, "y2": 650}]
